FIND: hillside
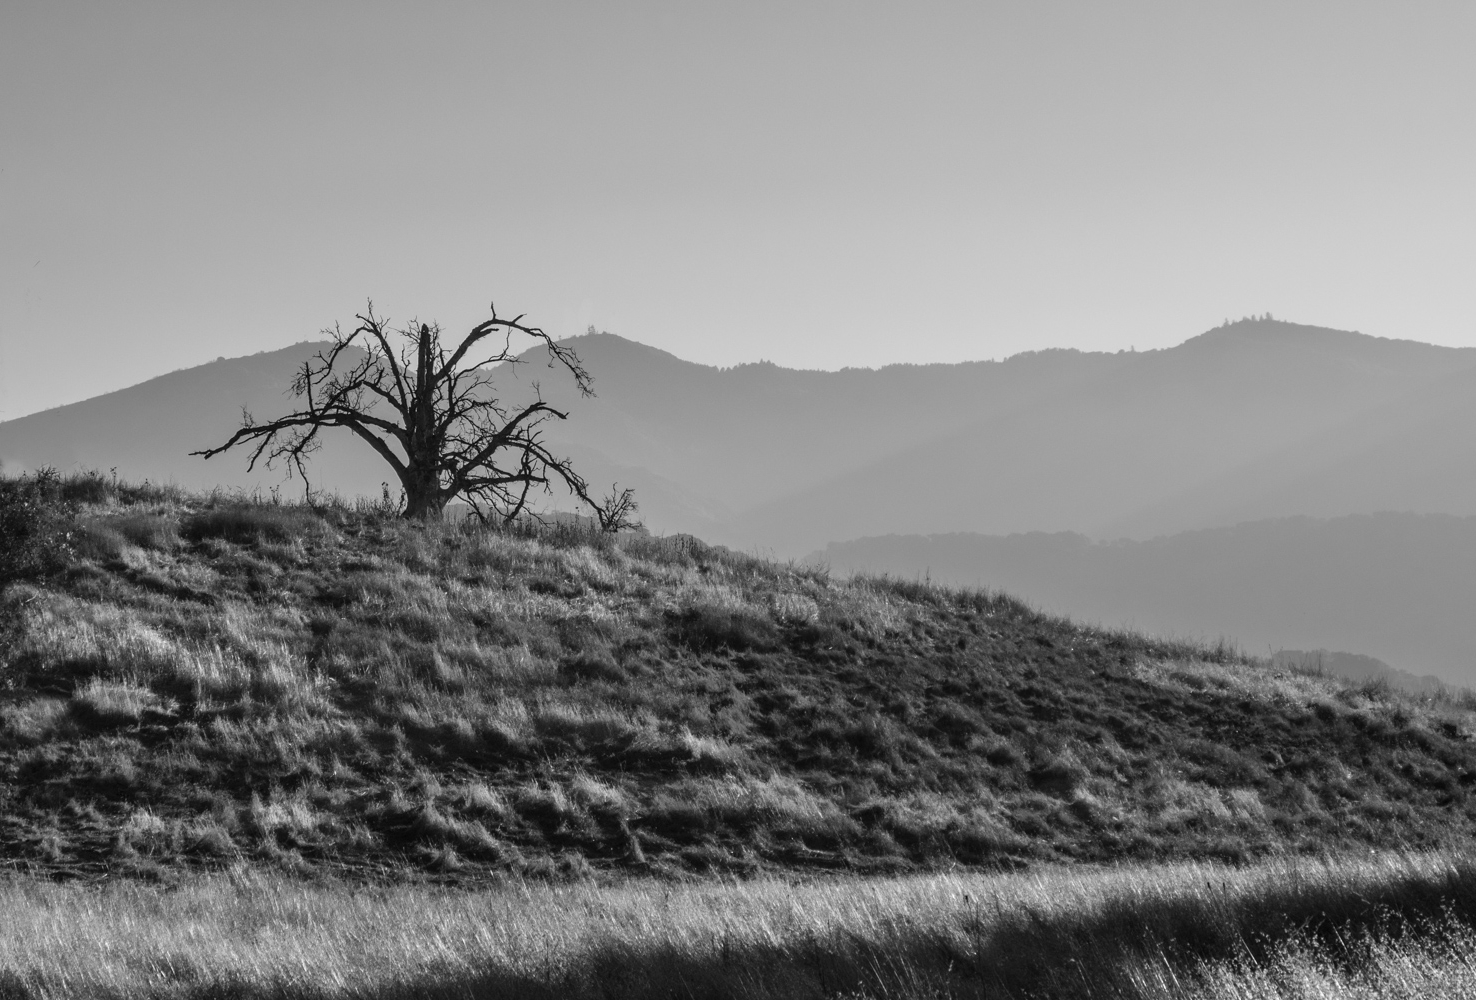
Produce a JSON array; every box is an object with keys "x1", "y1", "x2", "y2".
[
  {"x1": 0, "y1": 343, "x2": 387, "y2": 497},
  {"x1": 815, "y1": 513, "x2": 1476, "y2": 687},
  {"x1": 8, "y1": 319, "x2": 1476, "y2": 557},
  {"x1": 5, "y1": 472, "x2": 1476, "y2": 882}
]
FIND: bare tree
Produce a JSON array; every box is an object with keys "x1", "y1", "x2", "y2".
[
  {"x1": 591, "y1": 483, "x2": 641, "y2": 534},
  {"x1": 195, "y1": 301, "x2": 623, "y2": 524}
]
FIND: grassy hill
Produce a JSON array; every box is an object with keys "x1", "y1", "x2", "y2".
[{"x1": 5, "y1": 471, "x2": 1476, "y2": 886}]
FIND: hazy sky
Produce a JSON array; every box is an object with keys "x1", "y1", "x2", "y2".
[{"x1": 3, "y1": 2, "x2": 1475, "y2": 418}]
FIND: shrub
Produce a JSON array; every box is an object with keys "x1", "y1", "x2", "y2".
[
  {"x1": 0, "y1": 471, "x2": 71, "y2": 581},
  {"x1": 58, "y1": 470, "x2": 114, "y2": 505},
  {"x1": 70, "y1": 522, "x2": 128, "y2": 563}
]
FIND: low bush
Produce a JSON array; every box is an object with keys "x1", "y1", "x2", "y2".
[
  {"x1": 58, "y1": 469, "x2": 114, "y2": 505},
  {"x1": 0, "y1": 470, "x2": 71, "y2": 581}
]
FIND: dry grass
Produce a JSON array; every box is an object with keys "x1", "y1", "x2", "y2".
[
  {"x1": 5, "y1": 470, "x2": 1476, "y2": 884},
  {"x1": 8, "y1": 474, "x2": 1476, "y2": 994},
  {"x1": 0, "y1": 850, "x2": 1473, "y2": 998}
]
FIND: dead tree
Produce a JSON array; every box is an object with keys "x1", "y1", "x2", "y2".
[{"x1": 195, "y1": 301, "x2": 623, "y2": 524}]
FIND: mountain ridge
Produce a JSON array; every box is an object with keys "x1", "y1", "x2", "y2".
[
  {"x1": 6, "y1": 318, "x2": 1476, "y2": 557},
  {"x1": 814, "y1": 512, "x2": 1476, "y2": 686}
]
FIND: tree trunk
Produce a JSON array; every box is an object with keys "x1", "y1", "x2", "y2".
[
  {"x1": 399, "y1": 325, "x2": 446, "y2": 521},
  {"x1": 402, "y1": 488, "x2": 446, "y2": 520},
  {"x1": 401, "y1": 465, "x2": 446, "y2": 520}
]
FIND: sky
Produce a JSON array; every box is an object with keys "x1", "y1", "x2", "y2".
[{"x1": 3, "y1": 1, "x2": 1475, "y2": 418}]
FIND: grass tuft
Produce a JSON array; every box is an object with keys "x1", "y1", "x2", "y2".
[{"x1": 181, "y1": 505, "x2": 332, "y2": 546}]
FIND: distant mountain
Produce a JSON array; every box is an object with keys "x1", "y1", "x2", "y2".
[
  {"x1": 0, "y1": 341, "x2": 733, "y2": 532},
  {"x1": 528, "y1": 319, "x2": 1476, "y2": 553},
  {"x1": 714, "y1": 323, "x2": 1476, "y2": 554},
  {"x1": 1270, "y1": 650, "x2": 1448, "y2": 696},
  {"x1": 812, "y1": 513, "x2": 1476, "y2": 686},
  {"x1": 6, "y1": 319, "x2": 1476, "y2": 556},
  {"x1": 1098, "y1": 359, "x2": 1476, "y2": 539},
  {"x1": 0, "y1": 343, "x2": 385, "y2": 496}
]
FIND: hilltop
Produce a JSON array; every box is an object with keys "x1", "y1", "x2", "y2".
[{"x1": 4, "y1": 471, "x2": 1476, "y2": 883}]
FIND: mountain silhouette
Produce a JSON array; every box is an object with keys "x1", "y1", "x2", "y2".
[
  {"x1": 1269, "y1": 649, "x2": 1446, "y2": 696},
  {"x1": 5, "y1": 318, "x2": 1476, "y2": 555},
  {"x1": 712, "y1": 321, "x2": 1476, "y2": 553},
  {"x1": 814, "y1": 513, "x2": 1476, "y2": 686},
  {"x1": 0, "y1": 343, "x2": 383, "y2": 496}
]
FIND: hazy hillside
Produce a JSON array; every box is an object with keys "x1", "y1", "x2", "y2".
[
  {"x1": 1099, "y1": 359, "x2": 1476, "y2": 539},
  {"x1": 528, "y1": 333, "x2": 1120, "y2": 518},
  {"x1": 0, "y1": 343, "x2": 385, "y2": 496},
  {"x1": 720, "y1": 322, "x2": 1476, "y2": 553},
  {"x1": 7, "y1": 319, "x2": 1476, "y2": 557},
  {"x1": 815, "y1": 512, "x2": 1476, "y2": 686}
]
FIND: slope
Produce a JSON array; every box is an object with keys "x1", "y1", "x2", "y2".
[{"x1": 4, "y1": 472, "x2": 1476, "y2": 883}]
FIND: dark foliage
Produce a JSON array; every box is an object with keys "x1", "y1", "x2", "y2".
[{"x1": 0, "y1": 470, "x2": 72, "y2": 582}]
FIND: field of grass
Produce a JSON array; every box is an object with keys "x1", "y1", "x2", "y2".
[
  {"x1": 5, "y1": 469, "x2": 1476, "y2": 996},
  {"x1": 1, "y1": 849, "x2": 1475, "y2": 998}
]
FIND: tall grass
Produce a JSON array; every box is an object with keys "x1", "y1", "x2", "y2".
[{"x1": 1, "y1": 851, "x2": 1475, "y2": 998}]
